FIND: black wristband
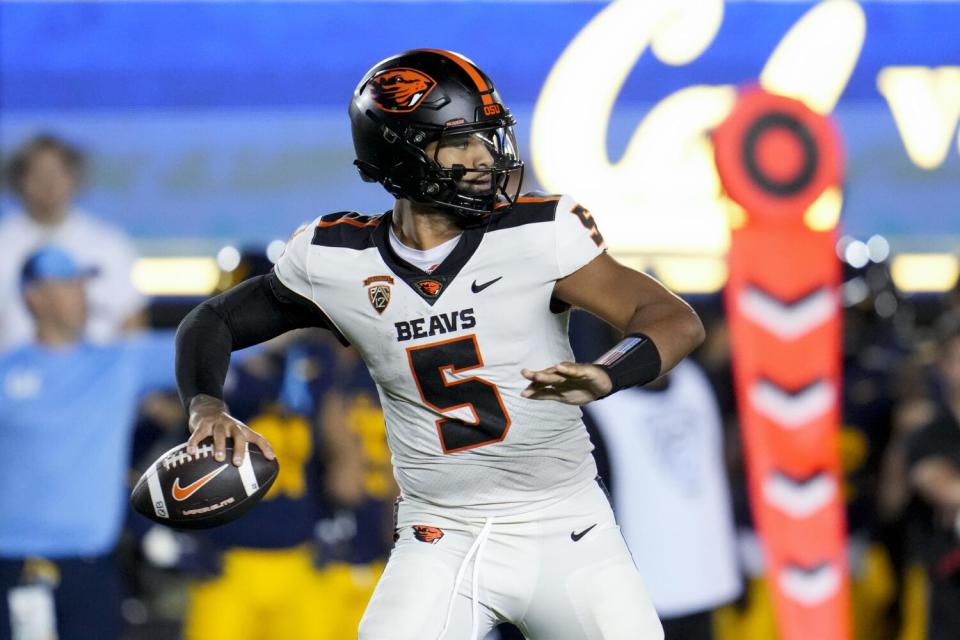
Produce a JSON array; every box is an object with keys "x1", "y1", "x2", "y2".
[{"x1": 593, "y1": 333, "x2": 662, "y2": 397}]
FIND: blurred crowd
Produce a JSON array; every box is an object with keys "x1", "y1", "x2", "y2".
[{"x1": 2, "y1": 133, "x2": 959, "y2": 640}]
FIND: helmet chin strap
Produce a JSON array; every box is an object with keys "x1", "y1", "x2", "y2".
[
  {"x1": 423, "y1": 178, "x2": 520, "y2": 222},
  {"x1": 425, "y1": 171, "x2": 503, "y2": 218},
  {"x1": 395, "y1": 163, "x2": 521, "y2": 226}
]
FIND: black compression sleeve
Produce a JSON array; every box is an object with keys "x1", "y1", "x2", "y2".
[{"x1": 175, "y1": 271, "x2": 344, "y2": 409}]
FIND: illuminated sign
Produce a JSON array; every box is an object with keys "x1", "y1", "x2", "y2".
[{"x1": 532, "y1": 0, "x2": 959, "y2": 260}]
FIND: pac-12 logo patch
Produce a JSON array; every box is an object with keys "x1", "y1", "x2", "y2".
[
  {"x1": 413, "y1": 525, "x2": 444, "y2": 544},
  {"x1": 414, "y1": 279, "x2": 443, "y2": 297},
  {"x1": 364, "y1": 275, "x2": 394, "y2": 314},
  {"x1": 369, "y1": 68, "x2": 437, "y2": 113}
]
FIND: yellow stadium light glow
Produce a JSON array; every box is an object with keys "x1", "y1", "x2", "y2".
[
  {"x1": 760, "y1": 0, "x2": 865, "y2": 115},
  {"x1": 607, "y1": 251, "x2": 728, "y2": 294},
  {"x1": 646, "y1": 256, "x2": 728, "y2": 294},
  {"x1": 891, "y1": 254, "x2": 960, "y2": 293},
  {"x1": 607, "y1": 253, "x2": 649, "y2": 275},
  {"x1": 132, "y1": 257, "x2": 221, "y2": 296},
  {"x1": 803, "y1": 187, "x2": 843, "y2": 232},
  {"x1": 726, "y1": 198, "x2": 749, "y2": 231},
  {"x1": 877, "y1": 66, "x2": 960, "y2": 170}
]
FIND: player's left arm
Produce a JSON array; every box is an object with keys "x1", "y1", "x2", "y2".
[{"x1": 522, "y1": 253, "x2": 704, "y2": 405}]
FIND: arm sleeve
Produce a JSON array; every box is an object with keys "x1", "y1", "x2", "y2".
[
  {"x1": 175, "y1": 271, "x2": 344, "y2": 409},
  {"x1": 554, "y1": 194, "x2": 607, "y2": 278}
]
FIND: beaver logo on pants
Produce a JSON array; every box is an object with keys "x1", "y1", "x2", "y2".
[{"x1": 412, "y1": 525, "x2": 444, "y2": 544}]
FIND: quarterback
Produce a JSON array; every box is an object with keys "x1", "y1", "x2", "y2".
[{"x1": 176, "y1": 50, "x2": 704, "y2": 639}]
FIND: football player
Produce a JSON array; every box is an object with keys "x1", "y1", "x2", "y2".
[{"x1": 176, "y1": 49, "x2": 704, "y2": 639}]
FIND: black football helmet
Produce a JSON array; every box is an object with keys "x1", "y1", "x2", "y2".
[{"x1": 349, "y1": 49, "x2": 524, "y2": 220}]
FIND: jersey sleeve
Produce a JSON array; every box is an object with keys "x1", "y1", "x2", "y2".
[
  {"x1": 273, "y1": 220, "x2": 317, "y2": 302},
  {"x1": 554, "y1": 194, "x2": 607, "y2": 278}
]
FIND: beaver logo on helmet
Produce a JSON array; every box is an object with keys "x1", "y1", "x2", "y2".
[
  {"x1": 369, "y1": 68, "x2": 437, "y2": 113},
  {"x1": 413, "y1": 525, "x2": 444, "y2": 544},
  {"x1": 350, "y1": 50, "x2": 525, "y2": 218}
]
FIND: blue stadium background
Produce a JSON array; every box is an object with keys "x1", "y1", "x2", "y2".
[{"x1": 2, "y1": 1, "x2": 958, "y2": 249}]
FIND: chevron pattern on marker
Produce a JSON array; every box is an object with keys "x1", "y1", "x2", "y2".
[
  {"x1": 779, "y1": 562, "x2": 842, "y2": 606},
  {"x1": 739, "y1": 285, "x2": 837, "y2": 340},
  {"x1": 749, "y1": 379, "x2": 835, "y2": 428},
  {"x1": 763, "y1": 470, "x2": 837, "y2": 518}
]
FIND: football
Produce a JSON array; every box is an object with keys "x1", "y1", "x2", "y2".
[{"x1": 130, "y1": 439, "x2": 279, "y2": 530}]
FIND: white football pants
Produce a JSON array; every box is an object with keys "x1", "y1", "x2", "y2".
[{"x1": 358, "y1": 479, "x2": 663, "y2": 640}]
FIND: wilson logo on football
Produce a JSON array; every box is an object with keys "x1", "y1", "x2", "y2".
[
  {"x1": 412, "y1": 525, "x2": 444, "y2": 544},
  {"x1": 364, "y1": 275, "x2": 395, "y2": 314},
  {"x1": 369, "y1": 68, "x2": 437, "y2": 113},
  {"x1": 171, "y1": 464, "x2": 228, "y2": 501},
  {"x1": 415, "y1": 279, "x2": 443, "y2": 297}
]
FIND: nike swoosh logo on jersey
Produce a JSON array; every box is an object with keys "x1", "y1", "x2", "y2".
[
  {"x1": 171, "y1": 464, "x2": 229, "y2": 501},
  {"x1": 471, "y1": 276, "x2": 502, "y2": 293},
  {"x1": 570, "y1": 523, "x2": 598, "y2": 542}
]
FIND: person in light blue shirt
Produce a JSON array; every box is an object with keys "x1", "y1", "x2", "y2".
[{"x1": 0, "y1": 245, "x2": 176, "y2": 640}]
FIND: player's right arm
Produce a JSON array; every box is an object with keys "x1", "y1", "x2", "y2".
[
  {"x1": 177, "y1": 222, "x2": 335, "y2": 465},
  {"x1": 521, "y1": 195, "x2": 704, "y2": 404}
]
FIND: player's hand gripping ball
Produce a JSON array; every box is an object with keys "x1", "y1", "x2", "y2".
[{"x1": 130, "y1": 439, "x2": 279, "y2": 529}]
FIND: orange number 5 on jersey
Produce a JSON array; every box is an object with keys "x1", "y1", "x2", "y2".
[
  {"x1": 570, "y1": 204, "x2": 605, "y2": 248},
  {"x1": 406, "y1": 334, "x2": 512, "y2": 453}
]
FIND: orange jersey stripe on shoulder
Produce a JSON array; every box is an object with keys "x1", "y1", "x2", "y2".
[
  {"x1": 422, "y1": 49, "x2": 495, "y2": 106},
  {"x1": 316, "y1": 217, "x2": 380, "y2": 229}
]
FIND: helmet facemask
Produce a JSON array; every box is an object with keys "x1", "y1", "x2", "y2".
[
  {"x1": 356, "y1": 115, "x2": 524, "y2": 222},
  {"x1": 414, "y1": 123, "x2": 524, "y2": 221}
]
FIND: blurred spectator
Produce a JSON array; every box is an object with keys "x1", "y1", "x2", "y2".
[
  {"x1": 0, "y1": 134, "x2": 145, "y2": 350},
  {"x1": 584, "y1": 359, "x2": 741, "y2": 640},
  {"x1": 838, "y1": 262, "x2": 912, "y2": 640},
  {"x1": 906, "y1": 319, "x2": 960, "y2": 640},
  {"x1": 0, "y1": 246, "x2": 175, "y2": 640},
  {"x1": 311, "y1": 345, "x2": 397, "y2": 638},
  {"x1": 695, "y1": 316, "x2": 776, "y2": 640},
  {"x1": 876, "y1": 351, "x2": 936, "y2": 640},
  {"x1": 178, "y1": 331, "x2": 339, "y2": 640}
]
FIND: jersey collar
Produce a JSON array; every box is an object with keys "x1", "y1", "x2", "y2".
[{"x1": 372, "y1": 210, "x2": 487, "y2": 306}]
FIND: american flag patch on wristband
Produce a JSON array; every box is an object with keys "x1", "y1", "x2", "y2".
[{"x1": 594, "y1": 335, "x2": 646, "y2": 366}]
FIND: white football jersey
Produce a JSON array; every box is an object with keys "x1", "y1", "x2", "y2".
[{"x1": 275, "y1": 194, "x2": 606, "y2": 515}]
